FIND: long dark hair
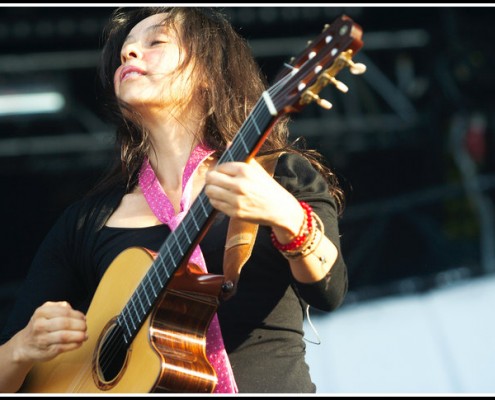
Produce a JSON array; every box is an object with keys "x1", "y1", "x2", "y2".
[{"x1": 95, "y1": 7, "x2": 344, "y2": 213}]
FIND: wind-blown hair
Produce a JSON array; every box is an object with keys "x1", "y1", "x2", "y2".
[{"x1": 95, "y1": 7, "x2": 344, "y2": 213}]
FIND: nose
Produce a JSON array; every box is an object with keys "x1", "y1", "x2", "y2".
[{"x1": 120, "y1": 41, "x2": 142, "y2": 64}]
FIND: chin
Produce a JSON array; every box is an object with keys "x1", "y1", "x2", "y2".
[{"x1": 118, "y1": 90, "x2": 149, "y2": 105}]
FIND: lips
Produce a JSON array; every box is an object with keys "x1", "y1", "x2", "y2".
[{"x1": 120, "y1": 65, "x2": 146, "y2": 82}]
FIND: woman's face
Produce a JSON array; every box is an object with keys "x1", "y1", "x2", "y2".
[{"x1": 113, "y1": 13, "x2": 191, "y2": 111}]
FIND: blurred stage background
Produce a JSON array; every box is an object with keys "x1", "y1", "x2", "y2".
[{"x1": 1, "y1": 5, "x2": 494, "y2": 394}]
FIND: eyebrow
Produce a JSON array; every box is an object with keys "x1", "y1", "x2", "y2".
[{"x1": 123, "y1": 23, "x2": 168, "y2": 45}]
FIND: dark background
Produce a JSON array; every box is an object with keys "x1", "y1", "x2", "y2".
[{"x1": 1, "y1": 6, "x2": 494, "y2": 329}]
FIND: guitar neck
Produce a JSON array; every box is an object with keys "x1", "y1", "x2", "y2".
[{"x1": 117, "y1": 93, "x2": 279, "y2": 343}]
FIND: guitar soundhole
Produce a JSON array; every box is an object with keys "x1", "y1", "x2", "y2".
[{"x1": 94, "y1": 323, "x2": 129, "y2": 388}]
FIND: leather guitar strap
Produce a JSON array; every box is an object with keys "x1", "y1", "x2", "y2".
[{"x1": 222, "y1": 154, "x2": 280, "y2": 300}]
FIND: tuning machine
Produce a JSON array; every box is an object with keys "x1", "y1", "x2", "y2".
[
  {"x1": 321, "y1": 73, "x2": 348, "y2": 93},
  {"x1": 348, "y1": 60, "x2": 366, "y2": 75},
  {"x1": 340, "y1": 54, "x2": 367, "y2": 75},
  {"x1": 302, "y1": 90, "x2": 333, "y2": 110}
]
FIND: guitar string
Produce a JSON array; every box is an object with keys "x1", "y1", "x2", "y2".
[{"x1": 70, "y1": 359, "x2": 95, "y2": 392}]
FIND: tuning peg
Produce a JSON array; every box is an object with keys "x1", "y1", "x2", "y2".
[
  {"x1": 322, "y1": 24, "x2": 330, "y2": 32},
  {"x1": 322, "y1": 73, "x2": 348, "y2": 93},
  {"x1": 346, "y1": 59, "x2": 367, "y2": 75},
  {"x1": 303, "y1": 90, "x2": 333, "y2": 110}
]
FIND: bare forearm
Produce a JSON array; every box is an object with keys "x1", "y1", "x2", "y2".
[
  {"x1": 0, "y1": 333, "x2": 33, "y2": 393},
  {"x1": 286, "y1": 234, "x2": 338, "y2": 284},
  {"x1": 0, "y1": 301, "x2": 88, "y2": 393}
]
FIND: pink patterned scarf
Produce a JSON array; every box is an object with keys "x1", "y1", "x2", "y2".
[{"x1": 138, "y1": 143, "x2": 238, "y2": 393}]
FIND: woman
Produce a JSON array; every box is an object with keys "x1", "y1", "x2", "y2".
[{"x1": 0, "y1": 7, "x2": 348, "y2": 393}]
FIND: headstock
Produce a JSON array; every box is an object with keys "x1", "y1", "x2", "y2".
[{"x1": 270, "y1": 15, "x2": 366, "y2": 114}]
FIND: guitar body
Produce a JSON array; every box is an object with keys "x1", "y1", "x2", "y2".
[{"x1": 21, "y1": 247, "x2": 223, "y2": 393}]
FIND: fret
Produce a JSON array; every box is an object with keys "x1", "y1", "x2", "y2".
[
  {"x1": 151, "y1": 261, "x2": 163, "y2": 287},
  {"x1": 238, "y1": 133, "x2": 250, "y2": 155},
  {"x1": 141, "y1": 284, "x2": 152, "y2": 307},
  {"x1": 246, "y1": 113, "x2": 263, "y2": 137},
  {"x1": 182, "y1": 225, "x2": 192, "y2": 246},
  {"x1": 224, "y1": 150, "x2": 234, "y2": 162},
  {"x1": 172, "y1": 233, "x2": 184, "y2": 257},
  {"x1": 136, "y1": 289, "x2": 146, "y2": 314},
  {"x1": 122, "y1": 304, "x2": 136, "y2": 332},
  {"x1": 198, "y1": 195, "x2": 210, "y2": 217},
  {"x1": 146, "y1": 272, "x2": 158, "y2": 298},
  {"x1": 190, "y1": 211, "x2": 200, "y2": 231},
  {"x1": 118, "y1": 313, "x2": 132, "y2": 341},
  {"x1": 129, "y1": 298, "x2": 139, "y2": 330},
  {"x1": 163, "y1": 242, "x2": 175, "y2": 272}
]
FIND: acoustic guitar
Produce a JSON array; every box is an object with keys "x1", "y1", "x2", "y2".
[{"x1": 21, "y1": 14, "x2": 365, "y2": 393}]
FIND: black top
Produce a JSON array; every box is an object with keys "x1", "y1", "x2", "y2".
[{"x1": 0, "y1": 153, "x2": 348, "y2": 393}]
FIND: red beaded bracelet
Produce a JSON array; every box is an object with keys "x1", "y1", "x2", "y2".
[{"x1": 270, "y1": 201, "x2": 313, "y2": 252}]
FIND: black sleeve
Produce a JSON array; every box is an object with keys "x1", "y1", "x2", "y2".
[
  {"x1": 0, "y1": 203, "x2": 88, "y2": 345},
  {"x1": 274, "y1": 152, "x2": 348, "y2": 312},
  {"x1": 0, "y1": 186, "x2": 123, "y2": 346}
]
